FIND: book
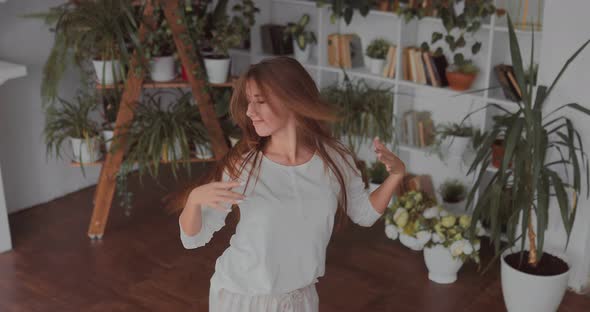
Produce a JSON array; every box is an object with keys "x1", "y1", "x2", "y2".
[
  {"x1": 388, "y1": 46, "x2": 397, "y2": 78},
  {"x1": 494, "y1": 64, "x2": 520, "y2": 101},
  {"x1": 423, "y1": 51, "x2": 439, "y2": 87},
  {"x1": 327, "y1": 34, "x2": 341, "y2": 67},
  {"x1": 431, "y1": 54, "x2": 449, "y2": 87},
  {"x1": 408, "y1": 48, "x2": 418, "y2": 83},
  {"x1": 403, "y1": 47, "x2": 412, "y2": 81},
  {"x1": 382, "y1": 46, "x2": 397, "y2": 78},
  {"x1": 413, "y1": 49, "x2": 427, "y2": 84}
]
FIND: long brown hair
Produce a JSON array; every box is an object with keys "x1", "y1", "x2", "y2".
[{"x1": 170, "y1": 56, "x2": 360, "y2": 232}]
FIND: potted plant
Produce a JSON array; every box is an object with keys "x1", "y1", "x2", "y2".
[
  {"x1": 422, "y1": 211, "x2": 485, "y2": 284},
  {"x1": 25, "y1": 0, "x2": 140, "y2": 105},
  {"x1": 384, "y1": 191, "x2": 437, "y2": 251},
  {"x1": 123, "y1": 91, "x2": 207, "y2": 179},
  {"x1": 192, "y1": 0, "x2": 258, "y2": 83},
  {"x1": 146, "y1": 8, "x2": 176, "y2": 82},
  {"x1": 464, "y1": 16, "x2": 590, "y2": 312},
  {"x1": 284, "y1": 14, "x2": 317, "y2": 64},
  {"x1": 438, "y1": 179, "x2": 468, "y2": 214},
  {"x1": 44, "y1": 93, "x2": 101, "y2": 165},
  {"x1": 316, "y1": 0, "x2": 372, "y2": 25},
  {"x1": 321, "y1": 76, "x2": 395, "y2": 154},
  {"x1": 366, "y1": 38, "x2": 391, "y2": 75},
  {"x1": 433, "y1": 122, "x2": 476, "y2": 157},
  {"x1": 420, "y1": 1, "x2": 498, "y2": 91}
]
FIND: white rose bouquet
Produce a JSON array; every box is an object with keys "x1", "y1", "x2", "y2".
[
  {"x1": 423, "y1": 212, "x2": 486, "y2": 263},
  {"x1": 384, "y1": 191, "x2": 438, "y2": 250}
]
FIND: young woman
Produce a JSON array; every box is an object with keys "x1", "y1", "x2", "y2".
[{"x1": 178, "y1": 56, "x2": 405, "y2": 311}]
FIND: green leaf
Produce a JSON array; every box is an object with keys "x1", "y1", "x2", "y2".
[
  {"x1": 507, "y1": 15, "x2": 529, "y2": 107},
  {"x1": 472, "y1": 42, "x2": 482, "y2": 54},
  {"x1": 431, "y1": 32, "x2": 443, "y2": 44},
  {"x1": 502, "y1": 117, "x2": 523, "y2": 172},
  {"x1": 545, "y1": 38, "x2": 590, "y2": 100}
]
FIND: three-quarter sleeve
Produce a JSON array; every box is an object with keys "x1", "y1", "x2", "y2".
[
  {"x1": 179, "y1": 171, "x2": 233, "y2": 249},
  {"x1": 342, "y1": 154, "x2": 384, "y2": 227}
]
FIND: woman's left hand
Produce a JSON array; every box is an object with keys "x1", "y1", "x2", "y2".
[{"x1": 373, "y1": 137, "x2": 406, "y2": 178}]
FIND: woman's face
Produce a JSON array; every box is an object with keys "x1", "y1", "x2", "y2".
[{"x1": 245, "y1": 79, "x2": 290, "y2": 137}]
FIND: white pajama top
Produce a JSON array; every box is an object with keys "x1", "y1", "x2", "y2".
[{"x1": 179, "y1": 148, "x2": 383, "y2": 296}]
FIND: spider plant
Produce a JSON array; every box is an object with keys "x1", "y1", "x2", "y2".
[
  {"x1": 321, "y1": 75, "x2": 395, "y2": 154},
  {"x1": 465, "y1": 15, "x2": 590, "y2": 267},
  {"x1": 122, "y1": 90, "x2": 209, "y2": 180},
  {"x1": 24, "y1": 0, "x2": 141, "y2": 105}
]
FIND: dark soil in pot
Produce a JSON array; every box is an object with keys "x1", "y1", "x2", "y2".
[{"x1": 505, "y1": 251, "x2": 569, "y2": 276}]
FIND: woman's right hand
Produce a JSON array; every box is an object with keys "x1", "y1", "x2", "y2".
[{"x1": 186, "y1": 180, "x2": 245, "y2": 212}]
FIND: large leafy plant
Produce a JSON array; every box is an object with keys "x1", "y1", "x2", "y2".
[
  {"x1": 420, "y1": 0, "x2": 498, "y2": 74},
  {"x1": 316, "y1": 0, "x2": 372, "y2": 25},
  {"x1": 25, "y1": 0, "x2": 141, "y2": 105},
  {"x1": 320, "y1": 75, "x2": 395, "y2": 154},
  {"x1": 122, "y1": 91, "x2": 209, "y2": 180},
  {"x1": 465, "y1": 15, "x2": 590, "y2": 266}
]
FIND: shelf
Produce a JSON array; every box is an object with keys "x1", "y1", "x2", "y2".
[
  {"x1": 0, "y1": 61, "x2": 27, "y2": 85},
  {"x1": 96, "y1": 76, "x2": 237, "y2": 90},
  {"x1": 272, "y1": 0, "x2": 318, "y2": 7},
  {"x1": 229, "y1": 48, "x2": 251, "y2": 57},
  {"x1": 70, "y1": 157, "x2": 217, "y2": 167}
]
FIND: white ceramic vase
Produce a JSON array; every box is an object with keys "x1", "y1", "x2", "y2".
[
  {"x1": 204, "y1": 57, "x2": 231, "y2": 83},
  {"x1": 70, "y1": 137, "x2": 101, "y2": 163},
  {"x1": 293, "y1": 39, "x2": 311, "y2": 64},
  {"x1": 446, "y1": 136, "x2": 471, "y2": 156},
  {"x1": 423, "y1": 244, "x2": 464, "y2": 284},
  {"x1": 368, "y1": 57, "x2": 386, "y2": 75},
  {"x1": 442, "y1": 199, "x2": 466, "y2": 215},
  {"x1": 92, "y1": 60, "x2": 123, "y2": 85},
  {"x1": 501, "y1": 250, "x2": 570, "y2": 312},
  {"x1": 150, "y1": 56, "x2": 176, "y2": 82}
]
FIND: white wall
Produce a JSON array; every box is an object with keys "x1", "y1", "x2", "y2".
[
  {"x1": 0, "y1": 0, "x2": 101, "y2": 215},
  {"x1": 539, "y1": 0, "x2": 590, "y2": 293}
]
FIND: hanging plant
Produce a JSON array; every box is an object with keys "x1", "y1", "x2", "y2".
[{"x1": 316, "y1": 0, "x2": 373, "y2": 25}]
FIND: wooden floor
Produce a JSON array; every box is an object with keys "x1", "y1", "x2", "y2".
[{"x1": 1, "y1": 164, "x2": 589, "y2": 311}]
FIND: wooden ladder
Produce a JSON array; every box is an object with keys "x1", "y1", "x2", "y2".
[{"x1": 87, "y1": 0, "x2": 230, "y2": 239}]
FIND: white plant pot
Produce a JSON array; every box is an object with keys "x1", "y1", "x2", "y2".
[
  {"x1": 204, "y1": 57, "x2": 231, "y2": 84},
  {"x1": 229, "y1": 136, "x2": 240, "y2": 147},
  {"x1": 399, "y1": 233, "x2": 424, "y2": 251},
  {"x1": 102, "y1": 130, "x2": 114, "y2": 152},
  {"x1": 446, "y1": 136, "x2": 471, "y2": 156},
  {"x1": 92, "y1": 60, "x2": 123, "y2": 85},
  {"x1": 293, "y1": 39, "x2": 311, "y2": 64},
  {"x1": 424, "y1": 245, "x2": 464, "y2": 284},
  {"x1": 162, "y1": 140, "x2": 183, "y2": 162},
  {"x1": 368, "y1": 57, "x2": 386, "y2": 75},
  {"x1": 443, "y1": 199, "x2": 466, "y2": 215},
  {"x1": 195, "y1": 142, "x2": 213, "y2": 159},
  {"x1": 70, "y1": 137, "x2": 101, "y2": 163},
  {"x1": 501, "y1": 250, "x2": 569, "y2": 312},
  {"x1": 150, "y1": 56, "x2": 176, "y2": 82}
]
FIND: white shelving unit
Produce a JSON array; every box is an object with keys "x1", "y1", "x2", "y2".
[
  {"x1": 0, "y1": 60, "x2": 27, "y2": 253},
  {"x1": 228, "y1": 0, "x2": 542, "y2": 209}
]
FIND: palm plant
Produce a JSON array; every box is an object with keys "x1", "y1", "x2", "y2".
[
  {"x1": 321, "y1": 75, "x2": 395, "y2": 154},
  {"x1": 25, "y1": 0, "x2": 141, "y2": 105},
  {"x1": 465, "y1": 15, "x2": 590, "y2": 267}
]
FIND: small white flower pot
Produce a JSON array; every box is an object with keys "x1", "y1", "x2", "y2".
[
  {"x1": 229, "y1": 136, "x2": 240, "y2": 147},
  {"x1": 445, "y1": 136, "x2": 471, "y2": 156},
  {"x1": 293, "y1": 39, "x2": 311, "y2": 64},
  {"x1": 368, "y1": 57, "x2": 386, "y2": 75},
  {"x1": 424, "y1": 244, "x2": 464, "y2": 284},
  {"x1": 150, "y1": 56, "x2": 176, "y2": 82},
  {"x1": 92, "y1": 59, "x2": 123, "y2": 85},
  {"x1": 399, "y1": 233, "x2": 423, "y2": 251},
  {"x1": 102, "y1": 130, "x2": 114, "y2": 152},
  {"x1": 204, "y1": 57, "x2": 231, "y2": 84},
  {"x1": 501, "y1": 249, "x2": 569, "y2": 312},
  {"x1": 194, "y1": 142, "x2": 213, "y2": 159},
  {"x1": 443, "y1": 199, "x2": 466, "y2": 215},
  {"x1": 70, "y1": 137, "x2": 101, "y2": 163}
]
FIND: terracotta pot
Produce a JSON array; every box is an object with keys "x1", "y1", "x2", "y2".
[
  {"x1": 446, "y1": 70, "x2": 477, "y2": 91},
  {"x1": 492, "y1": 139, "x2": 510, "y2": 168}
]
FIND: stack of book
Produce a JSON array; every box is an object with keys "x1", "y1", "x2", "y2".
[
  {"x1": 402, "y1": 47, "x2": 449, "y2": 87},
  {"x1": 381, "y1": 45, "x2": 397, "y2": 79},
  {"x1": 494, "y1": 64, "x2": 523, "y2": 102},
  {"x1": 327, "y1": 33, "x2": 363, "y2": 68},
  {"x1": 400, "y1": 110, "x2": 435, "y2": 148}
]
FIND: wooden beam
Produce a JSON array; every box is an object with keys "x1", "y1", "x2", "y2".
[{"x1": 162, "y1": 0, "x2": 230, "y2": 159}]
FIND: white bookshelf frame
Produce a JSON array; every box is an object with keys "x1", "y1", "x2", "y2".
[{"x1": 228, "y1": 0, "x2": 543, "y2": 210}]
